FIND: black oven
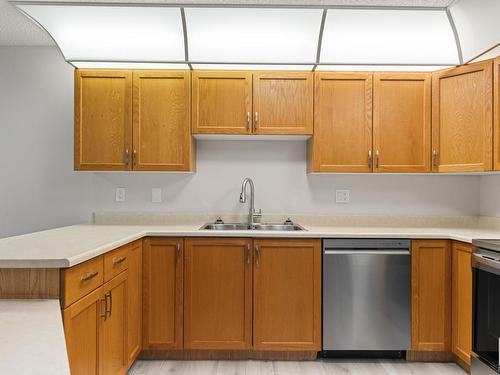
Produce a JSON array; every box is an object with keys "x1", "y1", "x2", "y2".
[{"x1": 472, "y1": 241, "x2": 500, "y2": 375}]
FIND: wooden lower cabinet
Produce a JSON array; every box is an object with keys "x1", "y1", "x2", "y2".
[
  {"x1": 184, "y1": 238, "x2": 253, "y2": 350},
  {"x1": 452, "y1": 241, "x2": 473, "y2": 367},
  {"x1": 253, "y1": 239, "x2": 321, "y2": 351},
  {"x1": 142, "y1": 237, "x2": 183, "y2": 350},
  {"x1": 126, "y1": 241, "x2": 142, "y2": 367},
  {"x1": 411, "y1": 240, "x2": 451, "y2": 353}
]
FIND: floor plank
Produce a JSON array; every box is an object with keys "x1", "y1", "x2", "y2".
[{"x1": 128, "y1": 359, "x2": 467, "y2": 375}]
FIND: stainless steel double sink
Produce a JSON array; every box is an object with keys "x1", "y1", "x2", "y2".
[{"x1": 200, "y1": 222, "x2": 305, "y2": 231}]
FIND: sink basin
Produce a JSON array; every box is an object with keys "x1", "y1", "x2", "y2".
[{"x1": 200, "y1": 222, "x2": 306, "y2": 231}]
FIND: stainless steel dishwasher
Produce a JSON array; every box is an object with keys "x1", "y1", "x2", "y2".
[{"x1": 323, "y1": 239, "x2": 411, "y2": 354}]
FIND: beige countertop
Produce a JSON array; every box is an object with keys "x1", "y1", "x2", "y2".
[
  {"x1": 0, "y1": 299, "x2": 70, "y2": 375},
  {"x1": 2, "y1": 221, "x2": 500, "y2": 268}
]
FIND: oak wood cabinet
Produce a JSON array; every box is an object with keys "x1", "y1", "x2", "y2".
[
  {"x1": 133, "y1": 71, "x2": 194, "y2": 171},
  {"x1": 451, "y1": 241, "x2": 473, "y2": 367},
  {"x1": 253, "y1": 239, "x2": 321, "y2": 351},
  {"x1": 126, "y1": 240, "x2": 142, "y2": 367},
  {"x1": 411, "y1": 239, "x2": 451, "y2": 353},
  {"x1": 74, "y1": 70, "x2": 132, "y2": 171},
  {"x1": 373, "y1": 73, "x2": 431, "y2": 172},
  {"x1": 432, "y1": 61, "x2": 493, "y2": 172},
  {"x1": 142, "y1": 237, "x2": 183, "y2": 350},
  {"x1": 308, "y1": 72, "x2": 373, "y2": 172},
  {"x1": 253, "y1": 72, "x2": 313, "y2": 135},
  {"x1": 192, "y1": 71, "x2": 253, "y2": 134},
  {"x1": 494, "y1": 57, "x2": 500, "y2": 170},
  {"x1": 184, "y1": 238, "x2": 253, "y2": 349},
  {"x1": 192, "y1": 71, "x2": 313, "y2": 135},
  {"x1": 75, "y1": 69, "x2": 194, "y2": 172}
]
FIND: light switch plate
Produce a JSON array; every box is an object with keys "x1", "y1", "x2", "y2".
[
  {"x1": 335, "y1": 189, "x2": 350, "y2": 203},
  {"x1": 152, "y1": 188, "x2": 162, "y2": 203},
  {"x1": 115, "y1": 188, "x2": 126, "y2": 202}
]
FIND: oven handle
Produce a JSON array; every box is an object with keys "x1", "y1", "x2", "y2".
[
  {"x1": 324, "y1": 250, "x2": 410, "y2": 255},
  {"x1": 473, "y1": 253, "x2": 500, "y2": 276}
]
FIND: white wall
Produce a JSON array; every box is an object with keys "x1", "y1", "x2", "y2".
[
  {"x1": 0, "y1": 47, "x2": 94, "y2": 238},
  {"x1": 0, "y1": 47, "x2": 485, "y2": 239},
  {"x1": 480, "y1": 175, "x2": 500, "y2": 217}
]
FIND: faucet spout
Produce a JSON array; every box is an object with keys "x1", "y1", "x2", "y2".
[{"x1": 239, "y1": 178, "x2": 261, "y2": 225}]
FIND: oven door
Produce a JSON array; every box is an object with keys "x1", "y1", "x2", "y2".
[{"x1": 473, "y1": 250, "x2": 500, "y2": 373}]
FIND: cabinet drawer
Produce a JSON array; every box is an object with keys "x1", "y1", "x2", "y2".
[
  {"x1": 104, "y1": 245, "x2": 129, "y2": 282},
  {"x1": 62, "y1": 256, "x2": 104, "y2": 308}
]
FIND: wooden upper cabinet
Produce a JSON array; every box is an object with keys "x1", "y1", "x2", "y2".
[
  {"x1": 494, "y1": 57, "x2": 500, "y2": 170},
  {"x1": 452, "y1": 241, "x2": 473, "y2": 367},
  {"x1": 253, "y1": 72, "x2": 313, "y2": 135},
  {"x1": 192, "y1": 71, "x2": 252, "y2": 134},
  {"x1": 184, "y1": 238, "x2": 253, "y2": 350},
  {"x1": 142, "y1": 238, "x2": 183, "y2": 350},
  {"x1": 432, "y1": 60, "x2": 493, "y2": 172},
  {"x1": 373, "y1": 73, "x2": 431, "y2": 172},
  {"x1": 308, "y1": 72, "x2": 373, "y2": 172},
  {"x1": 132, "y1": 71, "x2": 194, "y2": 171},
  {"x1": 75, "y1": 70, "x2": 132, "y2": 171},
  {"x1": 411, "y1": 240, "x2": 451, "y2": 353},
  {"x1": 253, "y1": 239, "x2": 321, "y2": 351}
]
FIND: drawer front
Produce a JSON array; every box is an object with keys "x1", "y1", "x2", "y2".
[
  {"x1": 104, "y1": 245, "x2": 129, "y2": 282},
  {"x1": 63, "y1": 256, "x2": 104, "y2": 307}
]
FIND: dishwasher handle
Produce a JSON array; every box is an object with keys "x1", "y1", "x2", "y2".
[{"x1": 324, "y1": 249, "x2": 410, "y2": 255}]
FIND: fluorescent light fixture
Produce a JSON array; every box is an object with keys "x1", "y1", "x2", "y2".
[
  {"x1": 71, "y1": 62, "x2": 190, "y2": 69},
  {"x1": 320, "y1": 9, "x2": 459, "y2": 65},
  {"x1": 17, "y1": 5, "x2": 185, "y2": 62},
  {"x1": 186, "y1": 8, "x2": 323, "y2": 63},
  {"x1": 315, "y1": 65, "x2": 452, "y2": 72},
  {"x1": 191, "y1": 64, "x2": 314, "y2": 71}
]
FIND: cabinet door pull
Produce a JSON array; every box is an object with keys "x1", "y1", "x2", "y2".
[
  {"x1": 432, "y1": 150, "x2": 438, "y2": 168},
  {"x1": 255, "y1": 244, "x2": 260, "y2": 266},
  {"x1": 112, "y1": 256, "x2": 126, "y2": 265},
  {"x1": 246, "y1": 243, "x2": 251, "y2": 265},
  {"x1": 81, "y1": 271, "x2": 98, "y2": 282},
  {"x1": 254, "y1": 112, "x2": 259, "y2": 129},
  {"x1": 105, "y1": 291, "x2": 112, "y2": 317},
  {"x1": 176, "y1": 243, "x2": 182, "y2": 264},
  {"x1": 368, "y1": 150, "x2": 372, "y2": 168},
  {"x1": 375, "y1": 150, "x2": 380, "y2": 169},
  {"x1": 124, "y1": 149, "x2": 129, "y2": 165},
  {"x1": 100, "y1": 297, "x2": 107, "y2": 321},
  {"x1": 132, "y1": 149, "x2": 137, "y2": 167},
  {"x1": 246, "y1": 112, "x2": 250, "y2": 131}
]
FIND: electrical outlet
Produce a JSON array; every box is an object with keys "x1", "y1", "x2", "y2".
[
  {"x1": 335, "y1": 189, "x2": 350, "y2": 203},
  {"x1": 152, "y1": 188, "x2": 162, "y2": 203},
  {"x1": 115, "y1": 188, "x2": 126, "y2": 202}
]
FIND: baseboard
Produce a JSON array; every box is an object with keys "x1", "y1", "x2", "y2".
[
  {"x1": 406, "y1": 350, "x2": 453, "y2": 362},
  {"x1": 453, "y1": 353, "x2": 471, "y2": 373},
  {"x1": 139, "y1": 350, "x2": 318, "y2": 361}
]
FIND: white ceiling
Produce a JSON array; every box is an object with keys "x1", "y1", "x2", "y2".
[{"x1": 0, "y1": 0, "x2": 455, "y2": 46}]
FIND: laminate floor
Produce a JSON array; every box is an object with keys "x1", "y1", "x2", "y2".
[{"x1": 128, "y1": 359, "x2": 467, "y2": 375}]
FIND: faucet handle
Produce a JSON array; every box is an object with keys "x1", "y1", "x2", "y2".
[{"x1": 253, "y1": 209, "x2": 263, "y2": 223}]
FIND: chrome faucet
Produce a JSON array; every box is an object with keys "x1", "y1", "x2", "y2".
[{"x1": 239, "y1": 178, "x2": 262, "y2": 225}]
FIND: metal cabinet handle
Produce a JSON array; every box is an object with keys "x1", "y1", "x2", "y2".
[
  {"x1": 375, "y1": 150, "x2": 380, "y2": 169},
  {"x1": 105, "y1": 291, "x2": 112, "y2": 317},
  {"x1": 246, "y1": 112, "x2": 250, "y2": 131},
  {"x1": 368, "y1": 150, "x2": 372, "y2": 168},
  {"x1": 432, "y1": 150, "x2": 438, "y2": 168},
  {"x1": 132, "y1": 149, "x2": 137, "y2": 167},
  {"x1": 246, "y1": 243, "x2": 251, "y2": 265},
  {"x1": 100, "y1": 297, "x2": 107, "y2": 321},
  {"x1": 81, "y1": 271, "x2": 98, "y2": 282},
  {"x1": 124, "y1": 149, "x2": 129, "y2": 165},
  {"x1": 254, "y1": 112, "x2": 259, "y2": 129},
  {"x1": 112, "y1": 257, "x2": 126, "y2": 265},
  {"x1": 255, "y1": 244, "x2": 260, "y2": 266},
  {"x1": 176, "y1": 243, "x2": 182, "y2": 264}
]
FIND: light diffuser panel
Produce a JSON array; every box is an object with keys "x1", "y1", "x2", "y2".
[
  {"x1": 185, "y1": 8, "x2": 323, "y2": 63},
  {"x1": 320, "y1": 9, "x2": 459, "y2": 65},
  {"x1": 17, "y1": 5, "x2": 186, "y2": 62}
]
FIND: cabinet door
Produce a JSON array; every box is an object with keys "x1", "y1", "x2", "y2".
[
  {"x1": 432, "y1": 61, "x2": 493, "y2": 172},
  {"x1": 494, "y1": 57, "x2": 500, "y2": 170},
  {"x1": 184, "y1": 238, "x2": 252, "y2": 350},
  {"x1": 253, "y1": 239, "x2": 321, "y2": 351},
  {"x1": 373, "y1": 73, "x2": 431, "y2": 172},
  {"x1": 133, "y1": 71, "x2": 194, "y2": 171},
  {"x1": 192, "y1": 71, "x2": 252, "y2": 134},
  {"x1": 126, "y1": 240, "x2": 142, "y2": 366},
  {"x1": 253, "y1": 72, "x2": 313, "y2": 135},
  {"x1": 101, "y1": 271, "x2": 128, "y2": 375},
  {"x1": 74, "y1": 70, "x2": 132, "y2": 171},
  {"x1": 452, "y1": 241, "x2": 473, "y2": 367},
  {"x1": 411, "y1": 240, "x2": 451, "y2": 352},
  {"x1": 308, "y1": 72, "x2": 373, "y2": 172},
  {"x1": 142, "y1": 238, "x2": 183, "y2": 350},
  {"x1": 63, "y1": 286, "x2": 104, "y2": 375}
]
